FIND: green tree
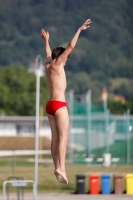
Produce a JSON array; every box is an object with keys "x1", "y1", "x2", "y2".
[
  {"x1": 0, "y1": 66, "x2": 48, "y2": 116},
  {"x1": 108, "y1": 100, "x2": 127, "y2": 115}
]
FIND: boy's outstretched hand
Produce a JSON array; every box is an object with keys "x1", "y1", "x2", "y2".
[
  {"x1": 40, "y1": 29, "x2": 49, "y2": 41},
  {"x1": 79, "y1": 19, "x2": 91, "y2": 31}
]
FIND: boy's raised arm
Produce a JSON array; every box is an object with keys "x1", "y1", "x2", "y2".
[
  {"x1": 40, "y1": 29, "x2": 52, "y2": 64},
  {"x1": 57, "y1": 19, "x2": 91, "y2": 64}
]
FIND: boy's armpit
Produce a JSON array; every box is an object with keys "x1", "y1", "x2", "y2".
[{"x1": 45, "y1": 56, "x2": 52, "y2": 65}]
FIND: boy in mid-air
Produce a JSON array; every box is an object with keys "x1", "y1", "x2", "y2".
[{"x1": 40, "y1": 19, "x2": 91, "y2": 184}]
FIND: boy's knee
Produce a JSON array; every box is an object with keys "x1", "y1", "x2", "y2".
[{"x1": 59, "y1": 132, "x2": 68, "y2": 142}]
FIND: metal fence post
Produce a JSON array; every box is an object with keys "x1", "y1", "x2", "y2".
[
  {"x1": 127, "y1": 109, "x2": 130, "y2": 165},
  {"x1": 68, "y1": 90, "x2": 74, "y2": 163}
]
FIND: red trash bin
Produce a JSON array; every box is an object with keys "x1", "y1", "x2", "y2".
[{"x1": 89, "y1": 174, "x2": 99, "y2": 194}]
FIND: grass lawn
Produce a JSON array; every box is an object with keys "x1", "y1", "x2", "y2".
[{"x1": 0, "y1": 156, "x2": 133, "y2": 193}]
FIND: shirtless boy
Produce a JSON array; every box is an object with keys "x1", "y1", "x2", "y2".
[{"x1": 40, "y1": 19, "x2": 91, "y2": 185}]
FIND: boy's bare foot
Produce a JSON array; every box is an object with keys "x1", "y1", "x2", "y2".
[{"x1": 54, "y1": 168, "x2": 68, "y2": 185}]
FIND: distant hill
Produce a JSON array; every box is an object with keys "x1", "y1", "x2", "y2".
[{"x1": 0, "y1": 0, "x2": 133, "y2": 99}]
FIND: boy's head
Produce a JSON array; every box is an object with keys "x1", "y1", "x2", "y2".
[
  {"x1": 52, "y1": 47, "x2": 70, "y2": 60},
  {"x1": 52, "y1": 47, "x2": 65, "y2": 60}
]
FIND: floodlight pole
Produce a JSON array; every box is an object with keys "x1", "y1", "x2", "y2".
[
  {"x1": 34, "y1": 55, "x2": 44, "y2": 200},
  {"x1": 86, "y1": 89, "x2": 92, "y2": 157},
  {"x1": 69, "y1": 90, "x2": 74, "y2": 163}
]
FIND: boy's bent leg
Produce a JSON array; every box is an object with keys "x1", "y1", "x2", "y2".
[
  {"x1": 48, "y1": 114, "x2": 59, "y2": 170},
  {"x1": 54, "y1": 107, "x2": 69, "y2": 184}
]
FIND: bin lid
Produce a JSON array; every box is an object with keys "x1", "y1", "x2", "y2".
[
  {"x1": 76, "y1": 174, "x2": 86, "y2": 179},
  {"x1": 90, "y1": 174, "x2": 99, "y2": 178},
  {"x1": 126, "y1": 174, "x2": 133, "y2": 178},
  {"x1": 114, "y1": 174, "x2": 123, "y2": 178},
  {"x1": 101, "y1": 174, "x2": 110, "y2": 178}
]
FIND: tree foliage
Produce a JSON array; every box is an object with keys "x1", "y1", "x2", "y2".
[
  {"x1": 0, "y1": 0, "x2": 132, "y2": 76},
  {"x1": 0, "y1": 0, "x2": 133, "y2": 115},
  {"x1": 0, "y1": 66, "x2": 48, "y2": 116},
  {"x1": 108, "y1": 99, "x2": 133, "y2": 115}
]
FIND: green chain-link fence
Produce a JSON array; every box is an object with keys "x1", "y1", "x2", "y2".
[{"x1": 66, "y1": 92, "x2": 133, "y2": 165}]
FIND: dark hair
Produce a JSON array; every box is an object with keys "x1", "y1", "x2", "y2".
[{"x1": 52, "y1": 47, "x2": 65, "y2": 60}]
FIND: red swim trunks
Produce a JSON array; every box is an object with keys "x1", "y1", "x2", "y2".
[{"x1": 46, "y1": 100, "x2": 67, "y2": 115}]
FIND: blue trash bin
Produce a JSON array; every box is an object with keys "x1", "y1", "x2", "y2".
[{"x1": 101, "y1": 174, "x2": 111, "y2": 194}]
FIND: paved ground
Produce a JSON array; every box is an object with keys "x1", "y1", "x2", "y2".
[{"x1": 1, "y1": 193, "x2": 133, "y2": 200}]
